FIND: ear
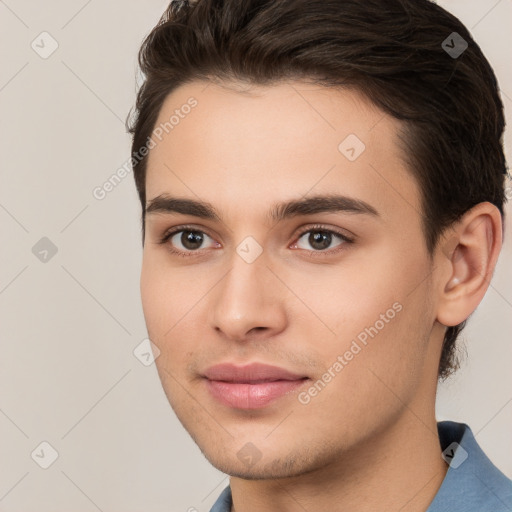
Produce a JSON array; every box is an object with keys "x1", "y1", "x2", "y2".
[{"x1": 435, "y1": 202, "x2": 503, "y2": 327}]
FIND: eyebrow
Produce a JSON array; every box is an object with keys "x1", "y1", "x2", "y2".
[{"x1": 145, "y1": 193, "x2": 379, "y2": 222}]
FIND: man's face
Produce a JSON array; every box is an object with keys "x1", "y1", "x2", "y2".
[{"x1": 141, "y1": 80, "x2": 442, "y2": 478}]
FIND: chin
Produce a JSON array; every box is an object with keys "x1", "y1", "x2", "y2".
[{"x1": 196, "y1": 439, "x2": 326, "y2": 481}]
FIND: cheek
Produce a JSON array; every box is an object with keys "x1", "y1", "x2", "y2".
[
  {"x1": 283, "y1": 258, "x2": 403, "y2": 340},
  {"x1": 140, "y1": 260, "x2": 192, "y2": 406},
  {"x1": 140, "y1": 252, "x2": 201, "y2": 334},
  {"x1": 295, "y1": 290, "x2": 433, "y2": 442},
  {"x1": 293, "y1": 248, "x2": 433, "y2": 375},
  {"x1": 140, "y1": 253, "x2": 211, "y2": 375},
  {"x1": 140, "y1": 258, "x2": 168, "y2": 335}
]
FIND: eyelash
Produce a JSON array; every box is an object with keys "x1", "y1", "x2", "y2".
[{"x1": 158, "y1": 224, "x2": 354, "y2": 258}]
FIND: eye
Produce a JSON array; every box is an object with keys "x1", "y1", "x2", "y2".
[
  {"x1": 159, "y1": 226, "x2": 219, "y2": 256},
  {"x1": 158, "y1": 224, "x2": 353, "y2": 258},
  {"x1": 291, "y1": 225, "x2": 353, "y2": 254}
]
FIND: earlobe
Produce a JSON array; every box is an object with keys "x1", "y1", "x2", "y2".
[{"x1": 436, "y1": 202, "x2": 502, "y2": 327}]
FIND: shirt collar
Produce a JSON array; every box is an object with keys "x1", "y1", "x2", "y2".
[{"x1": 427, "y1": 420, "x2": 512, "y2": 511}]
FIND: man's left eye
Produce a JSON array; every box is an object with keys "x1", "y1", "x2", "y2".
[{"x1": 293, "y1": 228, "x2": 352, "y2": 252}]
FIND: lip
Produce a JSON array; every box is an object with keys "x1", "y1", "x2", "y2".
[
  {"x1": 203, "y1": 362, "x2": 307, "y2": 382},
  {"x1": 203, "y1": 363, "x2": 309, "y2": 409}
]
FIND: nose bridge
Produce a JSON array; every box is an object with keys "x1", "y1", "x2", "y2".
[{"x1": 210, "y1": 243, "x2": 286, "y2": 340}]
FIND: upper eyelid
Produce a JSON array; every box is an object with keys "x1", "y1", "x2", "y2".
[
  {"x1": 295, "y1": 224, "x2": 353, "y2": 239},
  {"x1": 163, "y1": 225, "x2": 216, "y2": 241}
]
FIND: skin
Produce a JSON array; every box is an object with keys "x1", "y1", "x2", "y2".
[{"x1": 140, "y1": 80, "x2": 502, "y2": 511}]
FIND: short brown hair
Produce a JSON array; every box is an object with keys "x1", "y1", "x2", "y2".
[{"x1": 126, "y1": 0, "x2": 507, "y2": 380}]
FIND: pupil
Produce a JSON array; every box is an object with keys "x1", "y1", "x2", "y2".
[
  {"x1": 310, "y1": 231, "x2": 331, "y2": 250},
  {"x1": 182, "y1": 231, "x2": 203, "y2": 250}
]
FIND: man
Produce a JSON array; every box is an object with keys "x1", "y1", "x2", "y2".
[{"x1": 126, "y1": 0, "x2": 512, "y2": 510}]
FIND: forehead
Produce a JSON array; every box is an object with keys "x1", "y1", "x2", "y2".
[{"x1": 144, "y1": 80, "x2": 420, "y2": 223}]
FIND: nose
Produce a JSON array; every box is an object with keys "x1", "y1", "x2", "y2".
[{"x1": 210, "y1": 248, "x2": 288, "y2": 343}]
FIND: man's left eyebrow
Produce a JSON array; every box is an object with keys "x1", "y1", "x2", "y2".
[{"x1": 268, "y1": 194, "x2": 379, "y2": 222}]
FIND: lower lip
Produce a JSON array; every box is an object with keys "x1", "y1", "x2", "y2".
[{"x1": 205, "y1": 379, "x2": 308, "y2": 409}]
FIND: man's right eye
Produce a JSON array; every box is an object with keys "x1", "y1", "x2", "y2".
[{"x1": 159, "y1": 227, "x2": 220, "y2": 256}]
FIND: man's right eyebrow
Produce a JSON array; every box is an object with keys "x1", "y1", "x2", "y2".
[{"x1": 145, "y1": 195, "x2": 221, "y2": 221}]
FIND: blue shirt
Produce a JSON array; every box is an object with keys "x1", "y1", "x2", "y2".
[{"x1": 209, "y1": 421, "x2": 512, "y2": 511}]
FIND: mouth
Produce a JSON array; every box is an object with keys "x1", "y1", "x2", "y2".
[{"x1": 202, "y1": 362, "x2": 310, "y2": 409}]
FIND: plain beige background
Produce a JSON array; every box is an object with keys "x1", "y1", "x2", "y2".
[{"x1": 0, "y1": 1, "x2": 511, "y2": 510}]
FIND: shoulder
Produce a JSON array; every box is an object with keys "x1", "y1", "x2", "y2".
[
  {"x1": 427, "y1": 421, "x2": 512, "y2": 511},
  {"x1": 209, "y1": 485, "x2": 232, "y2": 512}
]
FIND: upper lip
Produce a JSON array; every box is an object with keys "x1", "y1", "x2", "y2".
[{"x1": 203, "y1": 363, "x2": 308, "y2": 383}]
